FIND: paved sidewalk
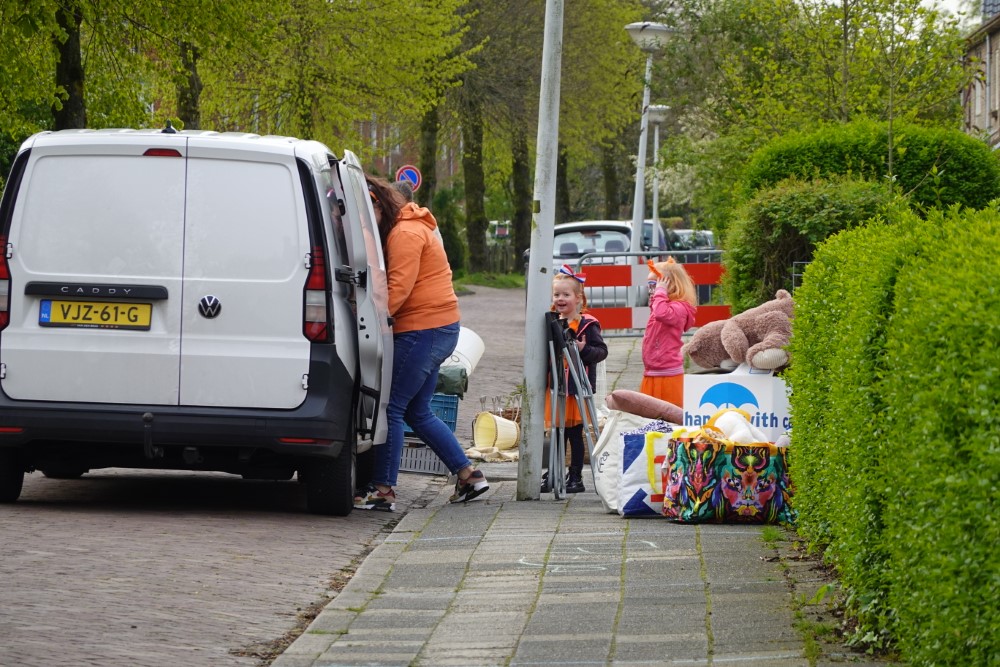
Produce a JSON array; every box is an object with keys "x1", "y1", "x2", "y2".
[
  {"x1": 274, "y1": 335, "x2": 878, "y2": 666},
  {"x1": 275, "y1": 469, "x2": 817, "y2": 667}
]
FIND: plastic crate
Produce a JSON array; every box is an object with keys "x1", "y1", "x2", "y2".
[
  {"x1": 402, "y1": 393, "x2": 459, "y2": 436},
  {"x1": 399, "y1": 439, "x2": 450, "y2": 475}
]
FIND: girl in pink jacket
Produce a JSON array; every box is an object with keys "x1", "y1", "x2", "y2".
[{"x1": 640, "y1": 258, "x2": 697, "y2": 408}]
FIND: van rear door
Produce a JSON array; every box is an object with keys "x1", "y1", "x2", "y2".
[
  {"x1": 1, "y1": 135, "x2": 186, "y2": 404},
  {"x1": 179, "y1": 138, "x2": 311, "y2": 408},
  {"x1": 333, "y1": 151, "x2": 391, "y2": 445}
]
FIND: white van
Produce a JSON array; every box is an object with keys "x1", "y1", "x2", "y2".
[{"x1": 0, "y1": 128, "x2": 392, "y2": 515}]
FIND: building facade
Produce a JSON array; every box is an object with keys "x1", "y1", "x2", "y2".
[{"x1": 964, "y1": 7, "x2": 1000, "y2": 147}]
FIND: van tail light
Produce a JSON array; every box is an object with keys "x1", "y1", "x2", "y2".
[
  {"x1": 278, "y1": 437, "x2": 332, "y2": 445},
  {"x1": 143, "y1": 148, "x2": 182, "y2": 157},
  {"x1": 303, "y1": 245, "x2": 331, "y2": 342},
  {"x1": 0, "y1": 236, "x2": 10, "y2": 330}
]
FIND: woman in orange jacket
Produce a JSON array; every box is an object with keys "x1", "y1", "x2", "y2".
[{"x1": 355, "y1": 176, "x2": 488, "y2": 511}]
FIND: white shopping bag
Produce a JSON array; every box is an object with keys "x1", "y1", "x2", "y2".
[
  {"x1": 617, "y1": 429, "x2": 672, "y2": 517},
  {"x1": 593, "y1": 360, "x2": 610, "y2": 422},
  {"x1": 592, "y1": 411, "x2": 668, "y2": 514}
]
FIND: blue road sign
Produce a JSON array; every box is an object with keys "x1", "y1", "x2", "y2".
[{"x1": 395, "y1": 164, "x2": 421, "y2": 191}]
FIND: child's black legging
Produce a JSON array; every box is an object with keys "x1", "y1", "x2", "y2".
[
  {"x1": 542, "y1": 424, "x2": 583, "y2": 470},
  {"x1": 566, "y1": 424, "x2": 584, "y2": 471}
]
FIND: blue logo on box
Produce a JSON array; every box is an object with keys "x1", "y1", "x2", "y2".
[{"x1": 698, "y1": 382, "x2": 758, "y2": 410}]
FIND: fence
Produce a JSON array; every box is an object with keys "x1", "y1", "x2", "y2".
[
  {"x1": 484, "y1": 243, "x2": 518, "y2": 274},
  {"x1": 572, "y1": 250, "x2": 730, "y2": 336},
  {"x1": 791, "y1": 261, "x2": 810, "y2": 292}
]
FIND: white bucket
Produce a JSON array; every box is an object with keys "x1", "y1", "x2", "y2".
[
  {"x1": 473, "y1": 411, "x2": 520, "y2": 451},
  {"x1": 441, "y1": 326, "x2": 485, "y2": 377}
]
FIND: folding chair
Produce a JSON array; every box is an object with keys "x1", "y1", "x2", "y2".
[{"x1": 545, "y1": 311, "x2": 601, "y2": 500}]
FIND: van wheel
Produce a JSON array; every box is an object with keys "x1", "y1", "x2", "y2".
[
  {"x1": 40, "y1": 465, "x2": 89, "y2": 480},
  {"x1": 0, "y1": 449, "x2": 25, "y2": 503},
  {"x1": 302, "y1": 448, "x2": 356, "y2": 516}
]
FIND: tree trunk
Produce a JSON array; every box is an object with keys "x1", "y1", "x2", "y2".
[
  {"x1": 602, "y1": 145, "x2": 621, "y2": 219},
  {"x1": 511, "y1": 128, "x2": 532, "y2": 260},
  {"x1": 555, "y1": 143, "x2": 570, "y2": 224},
  {"x1": 461, "y1": 101, "x2": 487, "y2": 271},
  {"x1": 53, "y1": 1, "x2": 86, "y2": 130},
  {"x1": 418, "y1": 106, "x2": 439, "y2": 208},
  {"x1": 177, "y1": 41, "x2": 203, "y2": 130}
]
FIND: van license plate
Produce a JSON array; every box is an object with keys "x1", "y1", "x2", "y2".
[{"x1": 39, "y1": 300, "x2": 152, "y2": 330}]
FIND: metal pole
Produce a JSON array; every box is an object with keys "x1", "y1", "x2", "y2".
[
  {"x1": 651, "y1": 121, "x2": 660, "y2": 225},
  {"x1": 518, "y1": 0, "x2": 563, "y2": 500},
  {"x1": 629, "y1": 52, "x2": 652, "y2": 256}
]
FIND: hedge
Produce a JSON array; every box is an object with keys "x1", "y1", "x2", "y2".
[
  {"x1": 722, "y1": 177, "x2": 898, "y2": 313},
  {"x1": 879, "y1": 210, "x2": 999, "y2": 664},
  {"x1": 787, "y1": 207, "x2": 999, "y2": 664},
  {"x1": 742, "y1": 120, "x2": 1000, "y2": 212}
]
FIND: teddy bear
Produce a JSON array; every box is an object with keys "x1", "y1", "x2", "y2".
[{"x1": 683, "y1": 289, "x2": 794, "y2": 371}]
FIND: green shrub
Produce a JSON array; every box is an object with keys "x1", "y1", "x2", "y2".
[
  {"x1": 723, "y1": 177, "x2": 898, "y2": 313},
  {"x1": 743, "y1": 120, "x2": 1000, "y2": 212},
  {"x1": 788, "y1": 206, "x2": 1000, "y2": 663},
  {"x1": 880, "y1": 209, "x2": 1000, "y2": 664},
  {"x1": 787, "y1": 217, "x2": 922, "y2": 641}
]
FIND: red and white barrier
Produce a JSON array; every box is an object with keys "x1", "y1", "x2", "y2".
[{"x1": 580, "y1": 262, "x2": 731, "y2": 331}]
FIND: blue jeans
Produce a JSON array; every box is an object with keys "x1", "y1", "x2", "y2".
[{"x1": 373, "y1": 322, "x2": 471, "y2": 488}]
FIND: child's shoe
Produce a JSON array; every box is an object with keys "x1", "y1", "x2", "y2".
[
  {"x1": 566, "y1": 467, "x2": 585, "y2": 494},
  {"x1": 450, "y1": 469, "x2": 489, "y2": 503}
]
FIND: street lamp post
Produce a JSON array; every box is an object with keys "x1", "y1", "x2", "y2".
[
  {"x1": 519, "y1": 0, "x2": 565, "y2": 500},
  {"x1": 647, "y1": 104, "x2": 670, "y2": 225},
  {"x1": 625, "y1": 22, "x2": 672, "y2": 260}
]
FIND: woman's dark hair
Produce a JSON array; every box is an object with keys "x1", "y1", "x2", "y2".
[{"x1": 365, "y1": 175, "x2": 404, "y2": 248}]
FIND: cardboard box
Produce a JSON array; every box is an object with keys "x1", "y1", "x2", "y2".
[{"x1": 683, "y1": 364, "x2": 791, "y2": 442}]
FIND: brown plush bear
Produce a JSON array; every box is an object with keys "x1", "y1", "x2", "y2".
[{"x1": 683, "y1": 289, "x2": 794, "y2": 371}]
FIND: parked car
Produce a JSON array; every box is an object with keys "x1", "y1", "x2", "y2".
[
  {"x1": 525, "y1": 220, "x2": 676, "y2": 307},
  {"x1": 643, "y1": 219, "x2": 680, "y2": 254},
  {"x1": 674, "y1": 228, "x2": 716, "y2": 250},
  {"x1": 0, "y1": 127, "x2": 393, "y2": 515}
]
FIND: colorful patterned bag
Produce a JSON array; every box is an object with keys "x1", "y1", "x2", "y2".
[{"x1": 662, "y1": 428, "x2": 796, "y2": 524}]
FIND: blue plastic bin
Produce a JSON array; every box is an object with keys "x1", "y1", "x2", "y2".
[{"x1": 402, "y1": 393, "x2": 459, "y2": 436}]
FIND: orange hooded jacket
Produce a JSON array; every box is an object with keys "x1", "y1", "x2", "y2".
[{"x1": 385, "y1": 202, "x2": 460, "y2": 333}]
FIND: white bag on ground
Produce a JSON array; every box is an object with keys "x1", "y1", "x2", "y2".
[
  {"x1": 592, "y1": 410, "x2": 657, "y2": 514},
  {"x1": 618, "y1": 429, "x2": 672, "y2": 517},
  {"x1": 593, "y1": 360, "x2": 610, "y2": 422}
]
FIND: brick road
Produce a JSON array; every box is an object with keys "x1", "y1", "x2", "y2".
[
  {"x1": 0, "y1": 470, "x2": 446, "y2": 667},
  {"x1": 0, "y1": 286, "x2": 524, "y2": 667}
]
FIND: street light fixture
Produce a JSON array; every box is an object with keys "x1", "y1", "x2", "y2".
[
  {"x1": 625, "y1": 22, "x2": 673, "y2": 260},
  {"x1": 647, "y1": 104, "x2": 670, "y2": 225}
]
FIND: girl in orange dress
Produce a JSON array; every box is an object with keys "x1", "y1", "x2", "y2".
[{"x1": 543, "y1": 266, "x2": 608, "y2": 493}]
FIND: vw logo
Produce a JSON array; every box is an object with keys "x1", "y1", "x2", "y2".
[{"x1": 198, "y1": 295, "x2": 222, "y2": 318}]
